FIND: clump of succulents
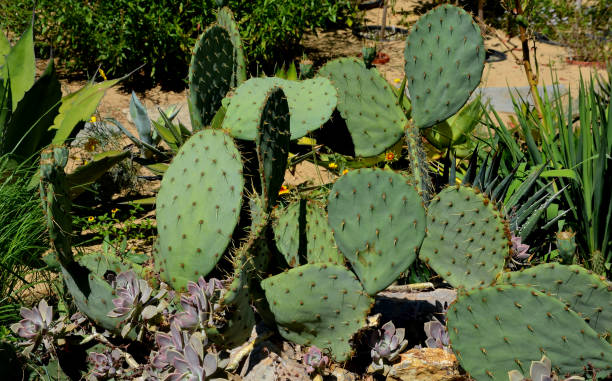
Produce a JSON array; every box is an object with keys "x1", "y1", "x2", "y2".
[
  {"x1": 368, "y1": 321, "x2": 408, "y2": 373},
  {"x1": 10, "y1": 299, "x2": 64, "y2": 356},
  {"x1": 509, "y1": 234, "x2": 530, "y2": 268},
  {"x1": 303, "y1": 346, "x2": 329, "y2": 376},
  {"x1": 152, "y1": 323, "x2": 218, "y2": 380},
  {"x1": 108, "y1": 271, "x2": 169, "y2": 338},
  {"x1": 88, "y1": 349, "x2": 124, "y2": 380},
  {"x1": 174, "y1": 277, "x2": 225, "y2": 332},
  {"x1": 508, "y1": 355, "x2": 585, "y2": 381},
  {"x1": 423, "y1": 319, "x2": 450, "y2": 353}
]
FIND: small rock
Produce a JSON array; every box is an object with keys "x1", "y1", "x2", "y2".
[
  {"x1": 386, "y1": 348, "x2": 465, "y2": 381},
  {"x1": 330, "y1": 366, "x2": 359, "y2": 381},
  {"x1": 243, "y1": 354, "x2": 310, "y2": 381}
]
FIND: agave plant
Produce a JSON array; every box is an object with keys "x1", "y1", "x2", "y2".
[
  {"x1": 108, "y1": 271, "x2": 169, "y2": 338},
  {"x1": 507, "y1": 355, "x2": 585, "y2": 381},
  {"x1": 174, "y1": 277, "x2": 225, "y2": 332},
  {"x1": 303, "y1": 346, "x2": 329, "y2": 375},
  {"x1": 370, "y1": 321, "x2": 408, "y2": 364},
  {"x1": 423, "y1": 319, "x2": 451, "y2": 352},
  {"x1": 88, "y1": 349, "x2": 124, "y2": 380}
]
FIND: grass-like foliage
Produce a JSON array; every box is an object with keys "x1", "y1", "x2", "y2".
[{"x1": 0, "y1": 159, "x2": 47, "y2": 317}]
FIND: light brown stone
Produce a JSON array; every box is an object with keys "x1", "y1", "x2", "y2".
[{"x1": 386, "y1": 348, "x2": 466, "y2": 381}]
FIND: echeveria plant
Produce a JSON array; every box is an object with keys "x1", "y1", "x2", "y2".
[{"x1": 303, "y1": 346, "x2": 329, "y2": 375}]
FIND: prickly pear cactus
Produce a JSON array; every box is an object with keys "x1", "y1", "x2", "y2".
[
  {"x1": 261, "y1": 263, "x2": 373, "y2": 361},
  {"x1": 155, "y1": 130, "x2": 244, "y2": 291},
  {"x1": 223, "y1": 77, "x2": 337, "y2": 140},
  {"x1": 40, "y1": 147, "x2": 72, "y2": 265},
  {"x1": 447, "y1": 285, "x2": 612, "y2": 380},
  {"x1": 405, "y1": 124, "x2": 433, "y2": 202},
  {"x1": 273, "y1": 200, "x2": 344, "y2": 267},
  {"x1": 319, "y1": 58, "x2": 406, "y2": 157},
  {"x1": 328, "y1": 169, "x2": 426, "y2": 295},
  {"x1": 419, "y1": 186, "x2": 509, "y2": 289},
  {"x1": 216, "y1": 7, "x2": 246, "y2": 87},
  {"x1": 305, "y1": 200, "x2": 344, "y2": 265},
  {"x1": 404, "y1": 4, "x2": 485, "y2": 128},
  {"x1": 188, "y1": 25, "x2": 235, "y2": 130},
  {"x1": 255, "y1": 86, "x2": 290, "y2": 211},
  {"x1": 499, "y1": 263, "x2": 612, "y2": 337}
]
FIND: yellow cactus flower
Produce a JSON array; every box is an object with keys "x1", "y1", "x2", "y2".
[
  {"x1": 98, "y1": 68, "x2": 107, "y2": 81},
  {"x1": 88, "y1": 216, "x2": 95, "y2": 223},
  {"x1": 278, "y1": 185, "x2": 290, "y2": 195},
  {"x1": 385, "y1": 152, "x2": 395, "y2": 161},
  {"x1": 90, "y1": 116, "x2": 97, "y2": 123},
  {"x1": 328, "y1": 162, "x2": 338, "y2": 169},
  {"x1": 342, "y1": 169, "x2": 349, "y2": 175},
  {"x1": 393, "y1": 78, "x2": 401, "y2": 83}
]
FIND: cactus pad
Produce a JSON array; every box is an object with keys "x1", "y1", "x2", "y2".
[
  {"x1": 261, "y1": 263, "x2": 373, "y2": 361},
  {"x1": 404, "y1": 4, "x2": 485, "y2": 128},
  {"x1": 273, "y1": 200, "x2": 303, "y2": 267},
  {"x1": 255, "y1": 87, "x2": 290, "y2": 211},
  {"x1": 223, "y1": 77, "x2": 337, "y2": 140},
  {"x1": 155, "y1": 130, "x2": 244, "y2": 291},
  {"x1": 216, "y1": 7, "x2": 246, "y2": 87},
  {"x1": 419, "y1": 186, "x2": 509, "y2": 289},
  {"x1": 328, "y1": 169, "x2": 426, "y2": 294},
  {"x1": 447, "y1": 285, "x2": 612, "y2": 380},
  {"x1": 305, "y1": 201, "x2": 344, "y2": 265},
  {"x1": 319, "y1": 58, "x2": 406, "y2": 157},
  {"x1": 188, "y1": 25, "x2": 235, "y2": 130},
  {"x1": 500, "y1": 263, "x2": 612, "y2": 337}
]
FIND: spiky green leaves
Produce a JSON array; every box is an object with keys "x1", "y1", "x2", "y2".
[
  {"x1": 328, "y1": 169, "x2": 426, "y2": 295},
  {"x1": 420, "y1": 186, "x2": 509, "y2": 289},
  {"x1": 405, "y1": 4, "x2": 485, "y2": 128},
  {"x1": 319, "y1": 58, "x2": 406, "y2": 157},
  {"x1": 447, "y1": 285, "x2": 612, "y2": 380},
  {"x1": 155, "y1": 130, "x2": 244, "y2": 291},
  {"x1": 261, "y1": 264, "x2": 372, "y2": 361},
  {"x1": 499, "y1": 263, "x2": 612, "y2": 337},
  {"x1": 255, "y1": 87, "x2": 290, "y2": 211},
  {"x1": 188, "y1": 25, "x2": 235, "y2": 130},
  {"x1": 223, "y1": 77, "x2": 337, "y2": 141}
]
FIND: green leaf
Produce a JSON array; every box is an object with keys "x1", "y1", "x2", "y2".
[
  {"x1": 2, "y1": 60, "x2": 61, "y2": 161},
  {"x1": 0, "y1": 30, "x2": 11, "y2": 69},
  {"x1": 5, "y1": 24, "x2": 35, "y2": 112},
  {"x1": 66, "y1": 150, "x2": 129, "y2": 198},
  {"x1": 50, "y1": 78, "x2": 120, "y2": 145},
  {"x1": 541, "y1": 169, "x2": 578, "y2": 180}
]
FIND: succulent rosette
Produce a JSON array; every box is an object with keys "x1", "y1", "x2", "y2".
[
  {"x1": 303, "y1": 346, "x2": 329, "y2": 374},
  {"x1": 423, "y1": 319, "x2": 450, "y2": 352}
]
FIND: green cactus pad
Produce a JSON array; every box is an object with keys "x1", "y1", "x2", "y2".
[
  {"x1": 273, "y1": 200, "x2": 303, "y2": 267},
  {"x1": 155, "y1": 130, "x2": 244, "y2": 291},
  {"x1": 305, "y1": 201, "x2": 344, "y2": 265},
  {"x1": 447, "y1": 285, "x2": 612, "y2": 380},
  {"x1": 419, "y1": 186, "x2": 509, "y2": 289},
  {"x1": 77, "y1": 252, "x2": 133, "y2": 277},
  {"x1": 223, "y1": 77, "x2": 337, "y2": 140},
  {"x1": 255, "y1": 87, "x2": 290, "y2": 211},
  {"x1": 404, "y1": 4, "x2": 485, "y2": 128},
  {"x1": 405, "y1": 123, "x2": 433, "y2": 201},
  {"x1": 273, "y1": 200, "x2": 343, "y2": 267},
  {"x1": 499, "y1": 263, "x2": 612, "y2": 337},
  {"x1": 319, "y1": 58, "x2": 406, "y2": 157},
  {"x1": 188, "y1": 25, "x2": 235, "y2": 130},
  {"x1": 216, "y1": 7, "x2": 246, "y2": 87},
  {"x1": 328, "y1": 169, "x2": 426, "y2": 295},
  {"x1": 261, "y1": 263, "x2": 373, "y2": 361},
  {"x1": 61, "y1": 265, "x2": 124, "y2": 333}
]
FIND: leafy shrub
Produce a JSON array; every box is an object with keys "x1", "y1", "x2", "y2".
[{"x1": 1, "y1": 0, "x2": 358, "y2": 86}]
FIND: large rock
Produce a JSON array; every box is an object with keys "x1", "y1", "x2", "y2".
[{"x1": 386, "y1": 348, "x2": 465, "y2": 381}]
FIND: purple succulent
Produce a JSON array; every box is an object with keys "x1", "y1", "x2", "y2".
[
  {"x1": 423, "y1": 319, "x2": 450, "y2": 352},
  {"x1": 370, "y1": 321, "x2": 408, "y2": 363},
  {"x1": 303, "y1": 346, "x2": 329, "y2": 374},
  {"x1": 165, "y1": 332, "x2": 218, "y2": 381},
  {"x1": 107, "y1": 271, "x2": 169, "y2": 337},
  {"x1": 174, "y1": 277, "x2": 225, "y2": 331},
  {"x1": 152, "y1": 322, "x2": 188, "y2": 370},
  {"x1": 507, "y1": 355, "x2": 585, "y2": 381},
  {"x1": 511, "y1": 234, "x2": 530, "y2": 261},
  {"x1": 88, "y1": 349, "x2": 123, "y2": 379},
  {"x1": 11, "y1": 299, "x2": 53, "y2": 340}
]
